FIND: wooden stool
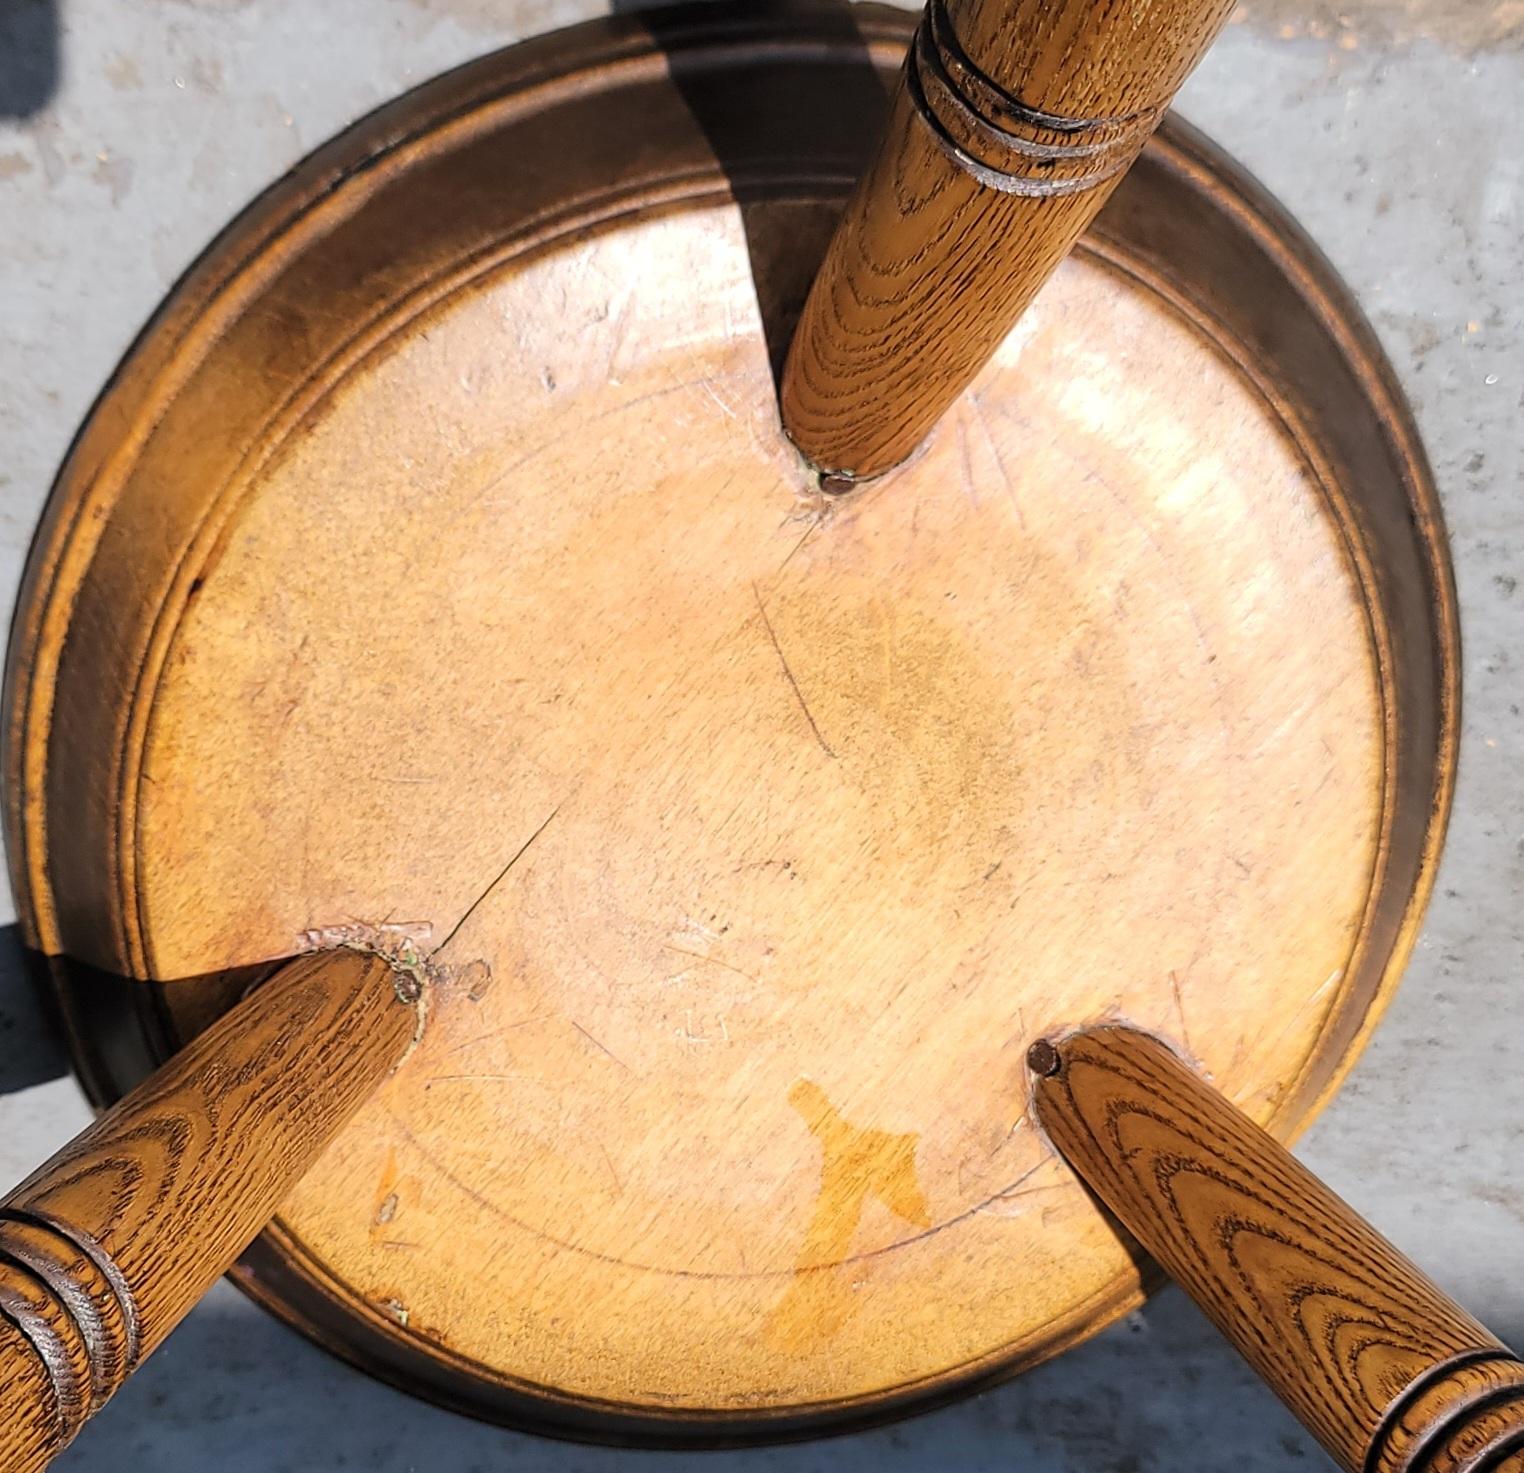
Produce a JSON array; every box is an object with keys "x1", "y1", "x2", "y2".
[{"x1": 1, "y1": 3, "x2": 1517, "y2": 1469}]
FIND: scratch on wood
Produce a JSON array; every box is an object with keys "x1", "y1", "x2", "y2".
[
  {"x1": 598, "y1": 1143, "x2": 623, "y2": 1197},
  {"x1": 572, "y1": 1019, "x2": 630, "y2": 1070},
  {"x1": 432, "y1": 801, "x2": 563, "y2": 955},
  {"x1": 605, "y1": 293, "x2": 633, "y2": 383},
  {"x1": 677, "y1": 1009, "x2": 731, "y2": 1044},
  {"x1": 1261, "y1": 966, "x2": 1345, "y2": 1056},
  {"x1": 774, "y1": 517, "x2": 820, "y2": 578},
  {"x1": 432, "y1": 1016, "x2": 549, "y2": 1060},
  {"x1": 661, "y1": 944, "x2": 760, "y2": 986},
  {"x1": 970, "y1": 394, "x2": 1026, "y2": 532},
  {"x1": 425, "y1": 1073, "x2": 530, "y2": 1085},
  {"x1": 1002, "y1": 1012, "x2": 1030, "y2": 1058},
  {"x1": 752, "y1": 583, "x2": 837, "y2": 758},
  {"x1": 698, "y1": 376, "x2": 738, "y2": 420},
  {"x1": 477, "y1": 382, "x2": 690, "y2": 505},
  {"x1": 957, "y1": 419, "x2": 978, "y2": 506},
  {"x1": 981, "y1": 1160, "x2": 1049, "y2": 1210},
  {"x1": 1169, "y1": 969, "x2": 1194, "y2": 1056}
]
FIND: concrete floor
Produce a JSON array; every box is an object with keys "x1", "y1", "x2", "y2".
[{"x1": 0, "y1": 1, "x2": 1520, "y2": 1468}]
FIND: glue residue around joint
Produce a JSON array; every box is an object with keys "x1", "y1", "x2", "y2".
[{"x1": 295, "y1": 918, "x2": 441, "y2": 1044}]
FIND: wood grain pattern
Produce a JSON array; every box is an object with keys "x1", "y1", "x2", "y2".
[
  {"x1": 0, "y1": 950, "x2": 419, "y2": 1472},
  {"x1": 2, "y1": 5, "x2": 1459, "y2": 1443},
  {"x1": 781, "y1": 0, "x2": 1238, "y2": 480},
  {"x1": 1032, "y1": 1026, "x2": 1524, "y2": 1473}
]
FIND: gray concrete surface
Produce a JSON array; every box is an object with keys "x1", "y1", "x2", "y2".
[{"x1": 0, "y1": 1, "x2": 1519, "y2": 1467}]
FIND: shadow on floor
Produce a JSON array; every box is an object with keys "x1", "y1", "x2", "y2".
[
  {"x1": 0, "y1": 922, "x2": 69, "y2": 1094},
  {"x1": 0, "y1": 0, "x2": 61, "y2": 120},
  {"x1": 52, "y1": 1282, "x2": 1337, "y2": 1472},
  {"x1": 607, "y1": 0, "x2": 889, "y2": 396}
]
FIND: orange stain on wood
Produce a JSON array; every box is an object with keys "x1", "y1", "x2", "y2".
[
  {"x1": 764, "y1": 1079, "x2": 930, "y2": 1351},
  {"x1": 367, "y1": 1148, "x2": 420, "y2": 1241}
]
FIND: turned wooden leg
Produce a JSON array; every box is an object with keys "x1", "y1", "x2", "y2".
[
  {"x1": 780, "y1": 0, "x2": 1238, "y2": 481},
  {"x1": 1031, "y1": 1027, "x2": 1524, "y2": 1473},
  {"x1": 0, "y1": 949, "x2": 422, "y2": 1473}
]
